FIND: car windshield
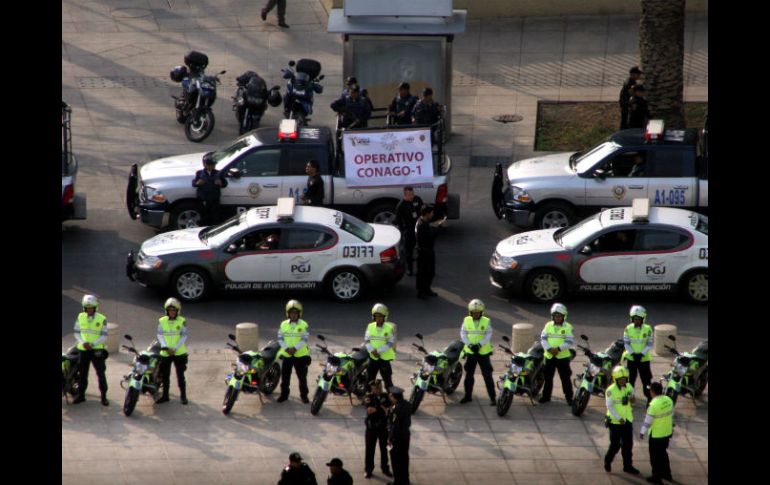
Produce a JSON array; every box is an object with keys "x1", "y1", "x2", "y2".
[
  {"x1": 337, "y1": 213, "x2": 374, "y2": 242},
  {"x1": 212, "y1": 136, "x2": 257, "y2": 169},
  {"x1": 556, "y1": 212, "x2": 604, "y2": 249},
  {"x1": 200, "y1": 212, "x2": 248, "y2": 246},
  {"x1": 575, "y1": 141, "x2": 620, "y2": 174},
  {"x1": 691, "y1": 212, "x2": 708, "y2": 235}
]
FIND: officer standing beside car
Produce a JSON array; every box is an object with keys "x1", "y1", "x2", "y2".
[
  {"x1": 459, "y1": 299, "x2": 497, "y2": 406},
  {"x1": 394, "y1": 186, "x2": 423, "y2": 276},
  {"x1": 538, "y1": 303, "x2": 574, "y2": 405},
  {"x1": 301, "y1": 159, "x2": 324, "y2": 206},
  {"x1": 623, "y1": 305, "x2": 654, "y2": 402},
  {"x1": 192, "y1": 152, "x2": 227, "y2": 226},
  {"x1": 415, "y1": 204, "x2": 446, "y2": 299},
  {"x1": 619, "y1": 66, "x2": 642, "y2": 130},
  {"x1": 277, "y1": 300, "x2": 311, "y2": 403},
  {"x1": 156, "y1": 297, "x2": 189, "y2": 405}
]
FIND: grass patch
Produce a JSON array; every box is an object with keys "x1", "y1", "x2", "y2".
[{"x1": 535, "y1": 102, "x2": 708, "y2": 152}]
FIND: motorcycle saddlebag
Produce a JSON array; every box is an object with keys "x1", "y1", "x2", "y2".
[
  {"x1": 184, "y1": 50, "x2": 209, "y2": 70},
  {"x1": 296, "y1": 58, "x2": 322, "y2": 79},
  {"x1": 170, "y1": 65, "x2": 188, "y2": 83}
]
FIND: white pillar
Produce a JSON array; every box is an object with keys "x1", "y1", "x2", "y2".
[
  {"x1": 236, "y1": 322, "x2": 259, "y2": 351},
  {"x1": 105, "y1": 322, "x2": 120, "y2": 354},
  {"x1": 654, "y1": 324, "x2": 677, "y2": 357},
  {"x1": 512, "y1": 323, "x2": 535, "y2": 354}
]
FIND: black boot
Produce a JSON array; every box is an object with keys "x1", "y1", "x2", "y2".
[
  {"x1": 460, "y1": 395, "x2": 472, "y2": 404},
  {"x1": 72, "y1": 395, "x2": 86, "y2": 404},
  {"x1": 156, "y1": 392, "x2": 170, "y2": 404},
  {"x1": 180, "y1": 391, "x2": 188, "y2": 405},
  {"x1": 277, "y1": 392, "x2": 289, "y2": 403},
  {"x1": 100, "y1": 394, "x2": 109, "y2": 406}
]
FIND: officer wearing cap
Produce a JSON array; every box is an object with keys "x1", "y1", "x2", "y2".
[
  {"x1": 192, "y1": 152, "x2": 228, "y2": 226},
  {"x1": 388, "y1": 82, "x2": 418, "y2": 125},
  {"x1": 363, "y1": 379, "x2": 392, "y2": 479},
  {"x1": 640, "y1": 382, "x2": 674, "y2": 484},
  {"x1": 325, "y1": 457, "x2": 353, "y2": 485},
  {"x1": 620, "y1": 66, "x2": 642, "y2": 129},
  {"x1": 387, "y1": 386, "x2": 411, "y2": 485},
  {"x1": 627, "y1": 84, "x2": 651, "y2": 129},
  {"x1": 412, "y1": 87, "x2": 442, "y2": 145},
  {"x1": 279, "y1": 452, "x2": 318, "y2": 485}
]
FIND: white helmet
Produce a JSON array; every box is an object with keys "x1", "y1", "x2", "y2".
[
  {"x1": 629, "y1": 305, "x2": 647, "y2": 323},
  {"x1": 550, "y1": 302, "x2": 567, "y2": 318},
  {"x1": 371, "y1": 303, "x2": 389, "y2": 319},
  {"x1": 82, "y1": 294, "x2": 99, "y2": 309},
  {"x1": 164, "y1": 297, "x2": 182, "y2": 312},
  {"x1": 468, "y1": 299, "x2": 485, "y2": 315}
]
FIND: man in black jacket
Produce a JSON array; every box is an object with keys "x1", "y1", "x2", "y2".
[
  {"x1": 387, "y1": 387, "x2": 411, "y2": 485},
  {"x1": 325, "y1": 458, "x2": 353, "y2": 485},
  {"x1": 388, "y1": 82, "x2": 418, "y2": 125},
  {"x1": 192, "y1": 152, "x2": 227, "y2": 225},
  {"x1": 301, "y1": 159, "x2": 324, "y2": 206},
  {"x1": 331, "y1": 85, "x2": 371, "y2": 129},
  {"x1": 394, "y1": 187, "x2": 424, "y2": 276},
  {"x1": 627, "y1": 85, "x2": 651, "y2": 129},
  {"x1": 279, "y1": 452, "x2": 318, "y2": 485},
  {"x1": 415, "y1": 205, "x2": 445, "y2": 299},
  {"x1": 619, "y1": 66, "x2": 642, "y2": 130},
  {"x1": 364, "y1": 380, "x2": 392, "y2": 479}
]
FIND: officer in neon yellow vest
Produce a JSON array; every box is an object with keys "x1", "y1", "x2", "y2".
[
  {"x1": 603, "y1": 366, "x2": 640, "y2": 475},
  {"x1": 365, "y1": 303, "x2": 396, "y2": 390},
  {"x1": 623, "y1": 305, "x2": 653, "y2": 401},
  {"x1": 156, "y1": 298, "x2": 189, "y2": 404},
  {"x1": 459, "y1": 299, "x2": 496, "y2": 406},
  {"x1": 639, "y1": 382, "x2": 674, "y2": 484},
  {"x1": 72, "y1": 294, "x2": 109, "y2": 406},
  {"x1": 277, "y1": 300, "x2": 311, "y2": 403},
  {"x1": 538, "y1": 302, "x2": 574, "y2": 404}
]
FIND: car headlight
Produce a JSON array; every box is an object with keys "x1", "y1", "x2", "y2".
[
  {"x1": 137, "y1": 254, "x2": 163, "y2": 270},
  {"x1": 492, "y1": 251, "x2": 518, "y2": 270},
  {"x1": 510, "y1": 186, "x2": 532, "y2": 203},
  {"x1": 143, "y1": 186, "x2": 166, "y2": 203}
]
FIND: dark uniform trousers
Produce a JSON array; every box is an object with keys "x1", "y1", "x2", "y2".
[
  {"x1": 416, "y1": 249, "x2": 435, "y2": 295},
  {"x1": 159, "y1": 354, "x2": 188, "y2": 398},
  {"x1": 390, "y1": 434, "x2": 410, "y2": 485},
  {"x1": 605, "y1": 421, "x2": 634, "y2": 468},
  {"x1": 367, "y1": 359, "x2": 394, "y2": 390},
  {"x1": 77, "y1": 349, "x2": 108, "y2": 398},
  {"x1": 627, "y1": 359, "x2": 652, "y2": 400},
  {"x1": 280, "y1": 355, "x2": 311, "y2": 398},
  {"x1": 542, "y1": 356, "x2": 573, "y2": 401},
  {"x1": 649, "y1": 435, "x2": 672, "y2": 480},
  {"x1": 463, "y1": 353, "x2": 496, "y2": 400},
  {"x1": 200, "y1": 198, "x2": 220, "y2": 226},
  {"x1": 402, "y1": 230, "x2": 417, "y2": 273},
  {"x1": 365, "y1": 424, "x2": 390, "y2": 474},
  {"x1": 263, "y1": 0, "x2": 287, "y2": 22}
]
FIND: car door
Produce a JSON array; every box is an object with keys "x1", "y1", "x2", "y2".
[
  {"x1": 222, "y1": 228, "x2": 283, "y2": 285},
  {"x1": 583, "y1": 149, "x2": 651, "y2": 209},
  {"x1": 647, "y1": 147, "x2": 697, "y2": 209},
  {"x1": 279, "y1": 145, "x2": 329, "y2": 203},
  {"x1": 277, "y1": 226, "x2": 338, "y2": 285},
  {"x1": 219, "y1": 148, "x2": 283, "y2": 211},
  {"x1": 577, "y1": 228, "x2": 640, "y2": 283},
  {"x1": 634, "y1": 227, "x2": 693, "y2": 285}
]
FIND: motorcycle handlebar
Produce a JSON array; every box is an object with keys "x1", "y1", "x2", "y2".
[
  {"x1": 411, "y1": 343, "x2": 427, "y2": 354},
  {"x1": 664, "y1": 345, "x2": 680, "y2": 355},
  {"x1": 498, "y1": 344, "x2": 513, "y2": 355}
]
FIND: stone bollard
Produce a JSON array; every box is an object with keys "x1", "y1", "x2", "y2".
[
  {"x1": 511, "y1": 323, "x2": 536, "y2": 354},
  {"x1": 236, "y1": 322, "x2": 259, "y2": 351},
  {"x1": 654, "y1": 324, "x2": 677, "y2": 357},
  {"x1": 105, "y1": 322, "x2": 120, "y2": 354}
]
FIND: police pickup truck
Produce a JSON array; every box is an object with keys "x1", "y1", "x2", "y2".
[
  {"x1": 492, "y1": 120, "x2": 708, "y2": 229},
  {"x1": 127, "y1": 121, "x2": 459, "y2": 230},
  {"x1": 62, "y1": 102, "x2": 86, "y2": 221}
]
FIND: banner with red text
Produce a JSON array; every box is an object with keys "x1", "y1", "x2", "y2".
[{"x1": 342, "y1": 129, "x2": 434, "y2": 187}]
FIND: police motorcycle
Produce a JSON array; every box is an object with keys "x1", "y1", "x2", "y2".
[
  {"x1": 222, "y1": 333, "x2": 282, "y2": 415},
  {"x1": 661, "y1": 335, "x2": 708, "y2": 405},
  {"x1": 170, "y1": 51, "x2": 226, "y2": 142},
  {"x1": 120, "y1": 334, "x2": 163, "y2": 417},
  {"x1": 571, "y1": 334, "x2": 626, "y2": 417},
  {"x1": 310, "y1": 334, "x2": 369, "y2": 416},
  {"x1": 408, "y1": 333, "x2": 464, "y2": 414},
  {"x1": 61, "y1": 345, "x2": 81, "y2": 403},
  {"x1": 495, "y1": 336, "x2": 547, "y2": 417},
  {"x1": 281, "y1": 59, "x2": 324, "y2": 127},
  {"x1": 232, "y1": 71, "x2": 282, "y2": 135}
]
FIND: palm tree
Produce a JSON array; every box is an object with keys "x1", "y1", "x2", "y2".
[{"x1": 639, "y1": 0, "x2": 686, "y2": 128}]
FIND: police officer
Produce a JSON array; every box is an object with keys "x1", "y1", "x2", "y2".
[
  {"x1": 411, "y1": 87, "x2": 441, "y2": 126},
  {"x1": 639, "y1": 382, "x2": 674, "y2": 484},
  {"x1": 192, "y1": 152, "x2": 228, "y2": 226},
  {"x1": 325, "y1": 458, "x2": 353, "y2": 485},
  {"x1": 604, "y1": 366, "x2": 640, "y2": 475},
  {"x1": 72, "y1": 294, "x2": 109, "y2": 405},
  {"x1": 538, "y1": 303, "x2": 574, "y2": 405},
  {"x1": 627, "y1": 84, "x2": 651, "y2": 129},
  {"x1": 365, "y1": 303, "x2": 396, "y2": 390},
  {"x1": 394, "y1": 186, "x2": 424, "y2": 276},
  {"x1": 278, "y1": 452, "x2": 318, "y2": 485},
  {"x1": 459, "y1": 299, "x2": 496, "y2": 406},
  {"x1": 387, "y1": 386, "x2": 411, "y2": 485},
  {"x1": 277, "y1": 300, "x2": 311, "y2": 403},
  {"x1": 415, "y1": 205, "x2": 446, "y2": 299},
  {"x1": 623, "y1": 305, "x2": 654, "y2": 401},
  {"x1": 620, "y1": 66, "x2": 642, "y2": 129},
  {"x1": 301, "y1": 159, "x2": 324, "y2": 206},
  {"x1": 331, "y1": 84, "x2": 371, "y2": 129},
  {"x1": 388, "y1": 82, "x2": 418, "y2": 125},
  {"x1": 364, "y1": 380, "x2": 392, "y2": 479},
  {"x1": 156, "y1": 298, "x2": 189, "y2": 405}
]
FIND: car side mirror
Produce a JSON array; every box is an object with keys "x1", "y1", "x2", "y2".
[
  {"x1": 593, "y1": 169, "x2": 606, "y2": 180},
  {"x1": 228, "y1": 168, "x2": 242, "y2": 179},
  {"x1": 225, "y1": 244, "x2": 238, "y2": 254},
  {"x1": 579, "y1": 245, "x2": 592, "y2": 255}
]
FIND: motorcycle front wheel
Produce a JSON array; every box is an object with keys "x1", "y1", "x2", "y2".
[
  {"x1": 571, "y1": 388, "x2": 590, "y2": 417},
  {"x1": 694, "y1": 369, "x2": 708, "y2": 396},
  {"x1": 310, "y1": 388, "x2": 327, "y2": 416},
  {"x1": 123, "y1": 387, "x2": 139, "y2": 417},
  {"x1": 260, "y1": 362, "x2": 281, "y2": 395},
  {"x1": 409, "y1": 387, "x2": 424, "y2": 415},
  {"x1": 444, "y1": 362, "x2": 463, "y2": 395},
  {"x1": 185, "y1": 109, "x2": 215, "y2": 142},
  {"x1": 222, "y1": 386, "x2": 239, "y2": 415},
  {"x1": 531, "y1": 372, "x2": 545, "y2": 397},
  {"x1": 496, "y1": 388, "x2": 513, "y2": 417},
  {"x1": 665, "y1": 387, "x2": 679, "y2": 406}
]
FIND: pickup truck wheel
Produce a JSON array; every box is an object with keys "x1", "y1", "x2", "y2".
[
  {"x1": 535, "y1": 203, "x2": 575, "y2": 229},
  {"x1": 171, "y1": 267, "x2": 210, "y2": 303},
  {"x1": 367, "y1": 202, "x2": 397, "y2": 225},
  {"x1": 326, "y1": 268, "x2": 366, "y2": 302},
  {"x1": 681, "y1": 270, "x2": 708, "y2": 304},
  {"x1": 170, "y1": 202, "x2": 203, "y2": 229},
  {"x1": 525, "y1": 269, "x2": 565, "y2": 303}
]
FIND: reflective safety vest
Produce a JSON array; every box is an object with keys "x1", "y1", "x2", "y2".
[
  {"x1": 541, "y1": 321, "x2": 573, "y2": 359},
  {"x1": 605, "y1": 382, "x2": 634, "y2": 424},
  {"x1": 158, "y1": 316, "x2": 188, "y2": 357},
  {"x1": 462, "y1": 316, "x2": 493, "y2": 355},
  {"x1": 647, "y1": 395, "x2": 674, "y2": 438},
  {"x1": 75, "y1": 312, "x2": 107, "y2": 351},
  {"x1": 366, "y1": 322, "x2": 396, "y2": 361},
  {"x1": 624, "y1": 323, "x2": 653, "y2": 362},
  {"x1": 278, "y1": 319, "x2": 309, "y2": 358}
]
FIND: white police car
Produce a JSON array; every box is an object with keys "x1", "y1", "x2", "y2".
[
  {"x1": 489, "y1": 199, "x2": 708, "y2": 303},
  {"x1": 127, "y1": 198, "x2": 404, "y2": 302}
]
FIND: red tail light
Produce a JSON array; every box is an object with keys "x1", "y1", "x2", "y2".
[
  {"x1": 380, "y1": 247, "x2": 397, "y2": 264},
  {"x1": 63, "y1": 185, "x2": 74, "y2": 206},
  {"x1": 435, "y1": 183, "x2": 448, "y2": 204}
]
